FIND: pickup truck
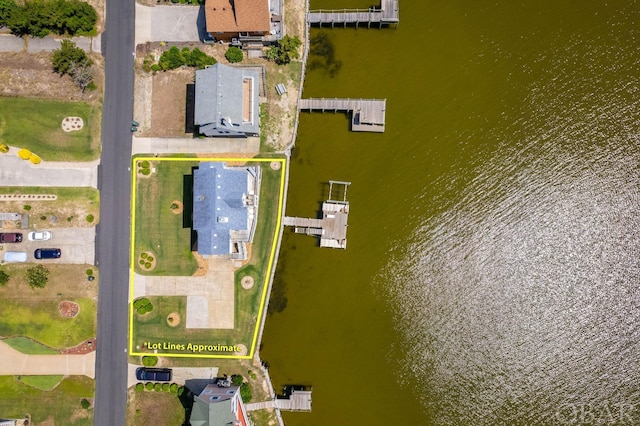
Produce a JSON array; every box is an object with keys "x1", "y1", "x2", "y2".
[{"x1": 0, "y1": 233, "x2": 23, "y2": 243}]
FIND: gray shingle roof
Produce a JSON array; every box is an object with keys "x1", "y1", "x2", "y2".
[
  {"x1": 193, "y1": 162, "x2": 249, "y2": 256},
  {"x1": 195, "y1": 63, "x2": 260, "y2": 137}
]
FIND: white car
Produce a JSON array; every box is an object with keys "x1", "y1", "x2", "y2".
[{"x1": 28, "y1": 231, "x2": 52, "y2": 241}]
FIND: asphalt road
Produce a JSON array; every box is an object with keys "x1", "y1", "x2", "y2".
[{"x1": 93, "y1": 0, "x2": 135, "y2": 423}]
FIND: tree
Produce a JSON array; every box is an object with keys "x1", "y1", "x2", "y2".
[
  {"x1": 52, "y1": 39, "x2": 91, "y2": 75},
  {"x1": 68, "y1": 58, "x2": 94, "y2": 91},
  {"x1": 225, "y1": 46, "x2": 243, "y2": 63},
  {"x1": 158, "y1": 46, "x2": 186, "y2": 71},
  {"x1": 0, "y1": 269, "x2": 9, "y2": 286},
  {"x1": 0, "y1": 0, "x2": 16, "y2": 28},
  {"x1": 26, "y1": 265, "x2": 49, "y2": 289},
  {"x1": 188, "y1": 48, "x2": 216, "y2": 69},
  {"x1": 5, "y1": 0, "x2": 96, "y2": 37},
  {"x1": 267, "y1": 35, "x2": 301, "y2": 64}
]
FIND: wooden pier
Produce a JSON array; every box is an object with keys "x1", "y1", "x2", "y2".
[
  {"x1": 245, "y1": 389, "x2": 313, "y2": 412},
  {"x1": 283, "y1": 181, "x2": 351, "y2": 249},
  {"x1": 307, "y1": 0, "x2": 399, "y2": 27},
  {"x1": 299, "y1": 98, "x2": 386, "y2": 133}
]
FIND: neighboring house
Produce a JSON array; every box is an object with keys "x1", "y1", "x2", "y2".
[
  {"x1": 203, "y1": 0, "x2": 271, "y2": 43},
  {"x1": 189, "y1": 383, "x2": 249, "y2": 426},
  {"x1": 194, "y1": 63, "x2": 260, "y2": 138},
  {"x1": 192, "y1": 162, "x2": 260, "y2": 260}
]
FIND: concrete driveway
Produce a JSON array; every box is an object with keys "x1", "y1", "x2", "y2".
[
  {"x1": 135, "y1": 4, "x2": 203, "y2": 45},
  {"x1": 0, "y1": 152, "x2": 99, "y2": 188},
  {"x1": 0, "y1": 340, "x2": 95, "y2": 378},
  {"x1": 20, "y1": 227, "x2": 96, "y2": 264},
  {"x1": 27, "y1": 35, "x2": 101, "y2": 53},
  {"x1": 132, "y1": 136, "x2": 260, "y2": 155},
  {"x1": 127, "y1": 363, "x2": 218, "y2": 387}
]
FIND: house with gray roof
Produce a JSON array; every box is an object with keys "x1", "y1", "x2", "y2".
[
  {"x1": 192, "y1": 162, "x2": 260, "y2": 260},
  {"x1": 189, "y1": 383, "x2": 249, "y2": 426},
  {"x1": 194, "y1": 63, "x2": 261, "y2": 138}
]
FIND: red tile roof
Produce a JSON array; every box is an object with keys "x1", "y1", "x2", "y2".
[{"x1": 205, "y1": 0, "x2": 270, "y2": 34}]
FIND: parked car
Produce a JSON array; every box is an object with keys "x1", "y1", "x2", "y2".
[
  {"x1": 3, "y1": 251, "x2": 27, "y2": 262},
  {"x1": 135, "y1": 368, "x2": 172, "y2": 382},
  {"x1": 28, "y1": 231, "x2": 52, "y2": 241},
  {"x1": 34, "y1": 248, "x2": 61, "y2": 259},
  {"x1": 0, "y1": 232, "x2": 23, "y2": 243}
]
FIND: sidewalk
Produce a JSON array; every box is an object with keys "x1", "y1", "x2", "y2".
[{"x1": 0, "y1": 340, "x2": 95, "y2": 378}]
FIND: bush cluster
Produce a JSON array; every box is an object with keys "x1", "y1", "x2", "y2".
[
  {"x1": 266, "y1": 35, "x2": 302, "y2": 64},
  {"x1": 142, "y1": 355, "x2": 158, "y2": 367},
  {"x1": 138, "y1": 160, "x2": 151, "y2": 175},
  {"x1": 3, "y1": 0, "x2": 97, "y2": 38},
  {"x1": 144, "y1": 47, "x2": 216, "y2": 73},
  {"x1": 137, "y1": 382, "x2": 180, "y2": 393},
  {"x1": 52, "y1": 40, "x2": 94, "y2": 91},
  {"x1": 133, "y1": 297, "x2": 154, "y2": 314},
  {"x1": 225, "y1": 46, "x2": 244, "y2": 63}
]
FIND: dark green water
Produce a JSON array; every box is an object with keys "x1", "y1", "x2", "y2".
[{"x1": 262, "y1": 1, "x2": 640, "y2": 424}]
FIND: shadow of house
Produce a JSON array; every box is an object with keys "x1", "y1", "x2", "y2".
[
  {"x1": 191, "y1": 162, "x2": 260, "y2": 260},
  {"x1": 194, "y1": 64, "x2": 261, "y2": 138}
]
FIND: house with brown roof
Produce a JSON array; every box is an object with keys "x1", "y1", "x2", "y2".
[{"x1": 204, "y1": 0, "x2": 271, "y2": 43}]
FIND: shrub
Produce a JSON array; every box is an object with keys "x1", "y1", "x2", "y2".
[
  {"x1": 231, "y1": 374, "x2": 243, "y2": 386},
  {"x1": 177, "y1": 386, "x2": 185, "y2": 396},
  {"x1": 141, "y1": 168, "x2": 151, "y2": 175},
  {"x1": 225, "y1": 46, "x2": 244, "y2": 63},
  {"x1": 137, "y1": 303, "x2": 154, "y2": 314},
  {"x1": 145, "y1": 382, "x2": 153, "y2": 391},
  {"x1": 153, "y1": 383, "x2": 162, "y2": 391},
  {"x1": 0, "y1": 269, "x2": 9, "y2": 286},
  {"x1": 67, "y1": 216, "x2": 73, "y2": 222},
  {"x1": 85, "y1": 268, "x2": 93, "y2": 276},
  {"x1": 170, "y1": 383, "x2": 179, "y2": 393},
  {"x1": 0, "y1": 143, "x2": 8, "y2": 153},
  {"x1": 144, "y1": 262, "x2": 152, "y2": 269},
  {"x1": 147, "y1": 256, "x2": 154, "y2": 261},
  {"x1": 135, "y1": 383, "x2": 144, "y2": 392},
  {"x1": 26, "y1": 265, "x2": 49, "y2": 289},
  {"x1": 80, "y1": 398, "x2": 91, "y2": 409},
  {"x1": 162, "y1": 383, "x2": 170, "y2": 392},
  {"x1": 141, "y1": 160, "x2": 150, "y2": 168},
  {"x1": 248, "y1": 370, "x2": 257, "y2": 380},
  {"x1": 18, "y1": 148, "x2": 31, "y2": 159},
  {"x1": 29, "y1": 153, "x2": 41, "y2": 164},
  {"x1": 240, "y1": 382, "x2": 252, "y2": 403},
  {"x1": 40, "y1": 215, "x2": 47, "y2": 220},
  {"x1": 134, "y1": 297, "x2": 151, "y2": 309},
  {"x1": 142, "y1": 356, "x2": 158, "y2": 367},
  {"x1": 86, "y1": 214, "x2": 94, "y2": 223},
  {"x1": 23, "y1": 204, "x2": 31, "y2": 211},
  {"x1": 139, "y1": 259, "x2": 145, "y2": 265},
  {"x1": 170, "y1": 203, "x2": 178, "y2": 209},
  {"x1": 141, "y1": 253, "x2": 148, "y2": 259}
]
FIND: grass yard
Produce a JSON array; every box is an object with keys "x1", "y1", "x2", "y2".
[
  {"x1": 0, "y1": 264, "x2": 97, "y2": 349},
  {"x1": 127, "y1": 387, "x2": 185, "y2": 426},
  {"x1": 0, "y1": 97, "x2": 101, "y2": 161},
  {"x1": 0, "y1": 186, "x2": 100, "y2": 228},
  {"x1": 3, "y1": 336, "x2": 59, "y2": 354},
  {"x1": 0, "y1": 375, "x2": 94, "y2": 425},
  {"x1": 19, "y1": 375, "x2": 64, "y2": 391},
  {"x1": 134, "y1": 159, "x2": 198, "y2": 276}
]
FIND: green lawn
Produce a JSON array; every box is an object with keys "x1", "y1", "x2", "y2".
[
  {"x1": 19, "y1": 375, "x2": 63, "y2": 391},
  {"x1": 131, "y1": 158, "x2": 285, "y2": 357},
  {"x1": 0, "y1": 97, "x2": 101, "y2": 161},
  {"x1": 3, "y1": 336, "x2": 59, "y2": 354},
  {"x1": 127, "y1": 387, "x2": 185, "y2": 426},
  {"x1": 0, "y1": 376, "x2": 94, "y2": 425},
  {"x1": 0, "y1": 297, "x2": 96, "y2": 349},
  {"x1": 134, "y1": 159, "x2": 199, "y2": 276}
]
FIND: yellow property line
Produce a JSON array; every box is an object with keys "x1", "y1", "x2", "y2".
[{"x1": 128, "y1": 156, "x2": 287, "y2": 359}]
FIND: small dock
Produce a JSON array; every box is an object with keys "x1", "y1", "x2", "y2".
[
  {"x1": 283, "y1": 181, "x2": 351, "y2": 249},
  {"x1": 307, "y1": 0, "x2": 399, "y2": 27},
  {"x1": 246, "y1": 387, "x2": 313, "y2": 412},
  {"x1": 299, "y1": 98, "x2": 386, "y2": 133}
]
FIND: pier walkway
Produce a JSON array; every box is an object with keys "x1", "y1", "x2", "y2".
[
  {"x1": 246, "y1": 389, "x2": 313, "y2": 412},
  {"x1": 307, "y1": 0, "x2": 399, "y2": 27},
  {"x1": 299, "y1": 98, "x2": 386, "y2": 132}
]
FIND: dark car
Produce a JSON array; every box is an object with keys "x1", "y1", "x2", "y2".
[
  {"x1": 34, "y1": 248, "x2": 61, "y2": 259},
  {"x1": 0, "y1": 232, "x2": 23, "y2": 243},
  {"x1": 136, "y1": 367, "x2": 172, "y2": 382}
]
